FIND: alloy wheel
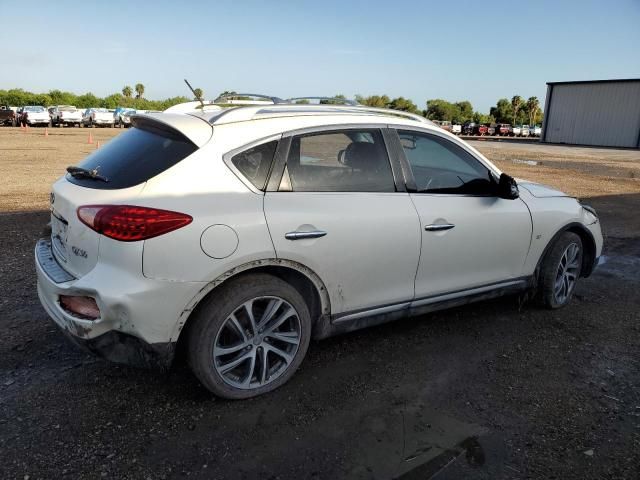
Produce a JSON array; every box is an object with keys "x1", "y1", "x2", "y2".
[
  {"x1": 213, "y1": 296, "x2": 301, "y2": 390},
  {"x1": 553, "y1": 242, "x2": 581, "y2": 304}
]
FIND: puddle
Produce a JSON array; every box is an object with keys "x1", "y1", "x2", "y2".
[
  {"x1": 512, "y1": 159, "x2": 539, "y2": 166},
  {"x1": 594, "y1": 255, "x2": 640, "y2": 281},
  {"x1": 345, "y1": 400, "x2": 488, "y2": 479},
  {"x1": 396, "y1": 436, "x2": 485, "y2": 479}
]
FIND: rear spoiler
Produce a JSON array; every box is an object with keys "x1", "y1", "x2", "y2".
[{"x1": 130, "y1": 112, "x2": 213, "y2": 147}]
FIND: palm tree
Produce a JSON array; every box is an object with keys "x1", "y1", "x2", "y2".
[
  {"x1": 511, "y1": 95, "x2": 522, "y2": 125},
  {"x1": 135, "y1": 83, "x2": 145, "y2": 99},
  {"x1": 526, "y1": 96, "x2": 540, "y2": 126},
  {"x1": 122, "y1": 86, "x2": 132, "y2": 98},
  {"x1": 193, "y1": 88, "x2": 203, "y2": 101}
]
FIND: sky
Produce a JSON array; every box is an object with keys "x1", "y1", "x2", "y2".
[{"x1": 1, "y1": 0, "x2": 639, "y2": 113}]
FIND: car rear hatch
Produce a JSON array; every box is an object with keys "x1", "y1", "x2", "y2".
[
  {"x1": 49, "y1": 113, "x2": 212, "y2": 278},
  {"x1": 94, "y1": 110, "x2": 113, "y2": 122},
  {"x1": 49, "y1": 180, "x2": 145, "y2": 277},
  {"x1": 60, "y1": 109, "x2": 82, "y2": 121},
  {"x1": 26, "y1": 109, "x2": 48, "y2": 121}
]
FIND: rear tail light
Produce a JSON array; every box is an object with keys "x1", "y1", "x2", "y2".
[
  {"x1": 59, "y1": 295, "x2": 101, "y2": 320},
  {"x1": 77, "y1": 205, "x2": 192, "y2": 242}
]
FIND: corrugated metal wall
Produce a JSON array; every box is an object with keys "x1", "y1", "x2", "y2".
[{"x1": 542, "y1": 81, "x2": 640, "y2": 148}]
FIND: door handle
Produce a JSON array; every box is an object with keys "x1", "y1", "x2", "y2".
[
  {"x1": 424, "y1": 223, "x2": 455, "y2": 232},
  {"x1": 285, "y1": 230, "x2": 327, "y2": 240}
]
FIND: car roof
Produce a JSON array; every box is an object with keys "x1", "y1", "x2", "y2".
[
  {"x1": 191, "y1": 104, "x2": 434, "y2": 127},
  {"x1": 140, "y1": 106, "x2": 446, "y2": 150}
]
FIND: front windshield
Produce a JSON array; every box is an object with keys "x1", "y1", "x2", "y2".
[{"x1": 25, "y1": 106, "x2": 45, "y2": 112}]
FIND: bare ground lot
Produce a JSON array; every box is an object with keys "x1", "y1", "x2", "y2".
[{"x1": 0, "y1": 128, "x2": 639, "y2": 479}]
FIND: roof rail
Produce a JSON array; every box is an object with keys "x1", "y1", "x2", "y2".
[
  {"x1": 213, "y1": 93, "x2": 287, "y2": 104},
  {"x1": 286, "y1": 97, "x2": 359, "y2": 106},
  {"x1": 205, "y1": 103, "x2": 433, "y2": 126},
  {"x1": 346, "y1": 106, "x2": 431, "y2": 124}
]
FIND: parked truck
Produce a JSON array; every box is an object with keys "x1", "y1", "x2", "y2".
[{"x1": 0, "y1": 105, "x2": 17, "y2": 126}]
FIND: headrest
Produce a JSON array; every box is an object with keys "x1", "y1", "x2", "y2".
[{"x1": 343, "y1": 142, "x2": 381, "y2": 170}]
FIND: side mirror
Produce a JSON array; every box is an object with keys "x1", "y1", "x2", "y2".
[{"x1": 497, "y1": 173, "x2": 519, "y2": 200}]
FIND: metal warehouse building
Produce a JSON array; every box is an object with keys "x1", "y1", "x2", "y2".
[{"x1": 541, "y1": 78, "x2": 640, "y2": 148}]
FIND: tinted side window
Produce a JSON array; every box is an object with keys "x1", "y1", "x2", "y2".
[
  {"x1": 231, "y1": 140, "x2": 278, "y2": 190},
  {"x1": 286, "y1": 129, "x2": 395, "y2": 192},
  {"x1": 398, "y1": 130, "x2": 493, "y2": 195},
  {"x1": 67, "y1": 121, "x2": 197, "y2": 190}
]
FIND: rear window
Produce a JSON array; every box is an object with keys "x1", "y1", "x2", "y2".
[{"x1": 66, "y1": 122, "x2": 197, "y2": 189}]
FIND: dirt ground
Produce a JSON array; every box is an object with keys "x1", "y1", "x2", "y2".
[{"x1": 0, "y1": 127, "x2": 639, "y2": 479}]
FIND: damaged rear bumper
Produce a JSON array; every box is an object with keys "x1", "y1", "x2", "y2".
[
  {"x1": 58, "y1": 327, "x2": 175, "y2": 370},
  {"x1": 35, "y1": 238, "x2": 198, "y2": 370}
]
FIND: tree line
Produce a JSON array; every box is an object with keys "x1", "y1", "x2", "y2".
[
  {"x1": 352, "y1": 94, "x2": 542, "y2": 125},
  {"x1": 424, "y1": 96, "x2": 542, "y2": 125},
  {"x1": 0, "y1": 86, "x2": 542, "y2": 125},
  {"x1": 0, "y1": 86, "x2": 190, "y2": 111}
]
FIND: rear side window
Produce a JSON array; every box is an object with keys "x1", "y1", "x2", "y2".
[
  {"x1": 285, "y1": 129, "x2": 395, "y2": 192},
  {"x1": 230, "y1": 140, "x2": 278, "y2": 190},
  {"x1": 67, "y1": 122, "x2": 197, "y2": 189}
]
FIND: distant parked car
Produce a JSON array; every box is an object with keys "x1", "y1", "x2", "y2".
[
  {"x1": 520, "y1": 125, "x2": 531, "y2": 137},
  {"x1": 530, "y1": 125, "x2": 542, "y2": 137},
  {"x1": 462, "y1": 122, "x2": 475, "y2": 135},
  {"x1": 510, "y1": 125, "x2": 521, "y2": 137},
  {"x1": 451, "y1": 124, "x2": 462, "y2": 135},
  {"x1": 437, "y1": 121, "x2": 453, "y2": 133},
  {"x1": 474, "y1": 124, "x2": 488, "y2": 136},
  {"x1": 19, "y1": 106, "x2": 51, "y2": 127},
  {"x1": 82, "y1": 108, "x2": 115, "y2": 128},
  {"x1": 114, "y1": 107, "x2": 135, "y2": 128},
  {"x1": 487, "y1": 125, "x2": 496, "y2": 136},
  {"x1": 0, "y1": 105, "x2": 17, "y2": 126},
  {"x1": 50, "y1": 106, "x2": 83, "y2": 127},
  {"x1": 120, "y1": 109, "x2": 141, "y2": 128},
  {"x1": 496, "y1": 124, "x2": 511, "y2": 136}
]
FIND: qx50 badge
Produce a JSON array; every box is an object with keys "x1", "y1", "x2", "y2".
[{"x1": 71, "y1": 246, "x2": 88, "y2": 259}]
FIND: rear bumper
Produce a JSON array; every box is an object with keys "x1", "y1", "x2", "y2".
[
  {"x1": 35, "y1": 238, "x2": 200, "y2": 368},
  {"x1": 56, "y1": 327, "x2": 175, "y2": 370}
]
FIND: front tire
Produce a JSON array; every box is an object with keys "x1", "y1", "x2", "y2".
[
  {"x1": 187, "y1": 273, "x2": 311, "y2": 399},
  {"x1": 539, "y1": 232, "x2": 583, "y2": 309}
]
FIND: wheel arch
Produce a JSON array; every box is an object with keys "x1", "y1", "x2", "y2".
[
  {"x1": 172, "y1": 258, "x2": 332, "y2": 351},
  {"x1": 535, "y1": 222, "x2": 597, "y2": 279}
]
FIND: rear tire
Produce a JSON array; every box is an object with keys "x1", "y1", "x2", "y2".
[
  {"x1": 538, "y1": 232, "x2": 583, "y2": 309},
  {"x1": 187, "y1": 273, "x2": 311, "y2": 399}
]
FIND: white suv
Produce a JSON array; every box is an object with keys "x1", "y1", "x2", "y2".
[{"x1": 35, "y1": 96, "x2": 603, "y2": 399}]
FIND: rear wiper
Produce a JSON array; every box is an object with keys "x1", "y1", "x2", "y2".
[{"x1": 66, "y1": 166, "x2": 109, "y2": 183}]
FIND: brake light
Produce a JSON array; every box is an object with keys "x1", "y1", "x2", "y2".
[{"x1": 77, "y1": 205, "x2": 192, "y2": 241}]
